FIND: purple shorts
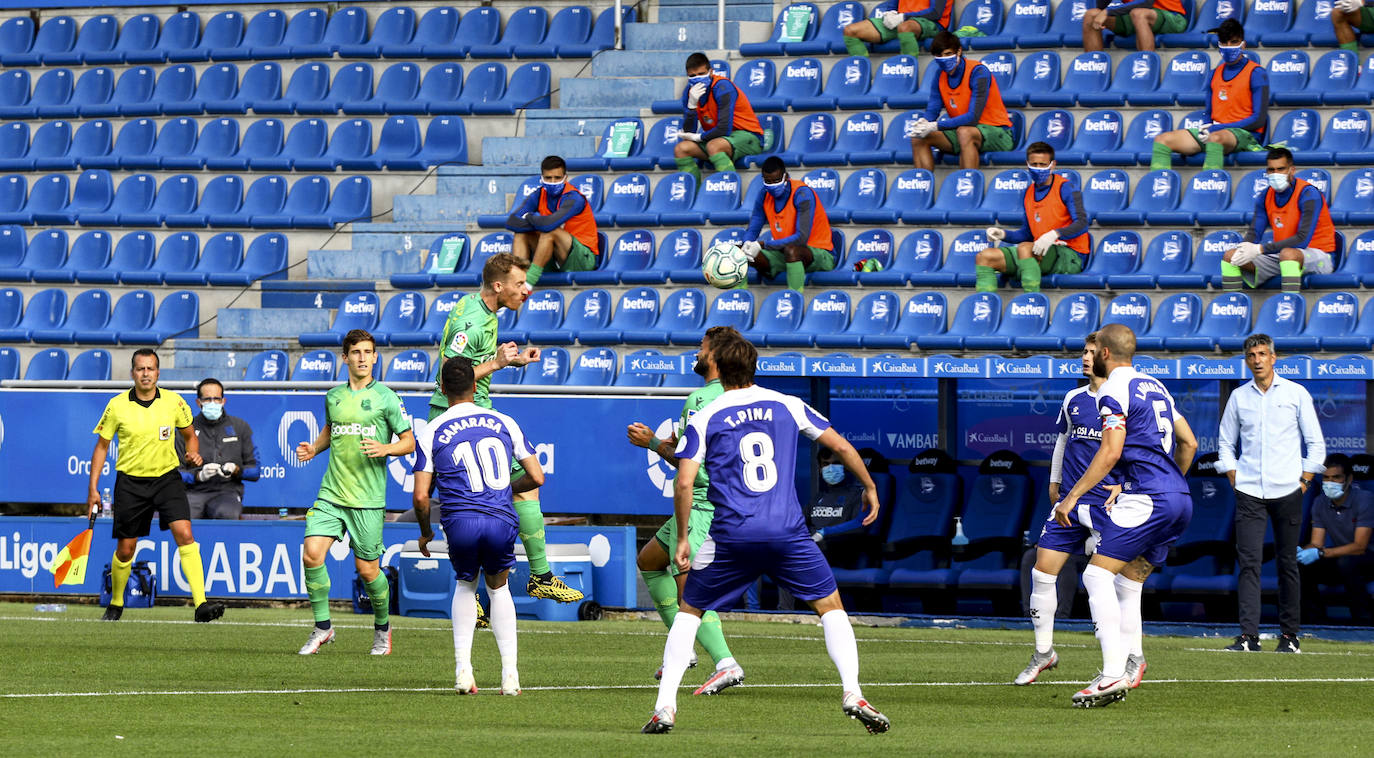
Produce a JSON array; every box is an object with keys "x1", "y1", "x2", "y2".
[
  {"x1": 682, "y1": 536, "x2": 838, "y2": 612},
  {"x1": 1036, "y1": 500, "x2": 1101, "y2": 555},
  {"x1": 440, "y1": 512, "x2": 518, "y2": 582},
  {"x1": 1094, "y1": 491, "x2": 1193, "y2": 567}
]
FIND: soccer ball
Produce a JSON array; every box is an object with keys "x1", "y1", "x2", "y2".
[{"x1": 702, "y1": 243, "x2": 749, "y2": 288}]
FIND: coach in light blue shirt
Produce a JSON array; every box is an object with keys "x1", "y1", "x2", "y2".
[{"x1": 1215, "y1": 334, "x2": 1325, "y2": 653}]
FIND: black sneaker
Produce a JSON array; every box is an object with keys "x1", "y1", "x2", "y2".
[
  {"x1": 101, "y1": 605, "x2": 123, "y2": 622},
  {"x1": 194, "y1": 601, "x2": 226, "y2": 623},
  {"x1": 1275, "y1": 634, "x2": 1301, "y2": 654},
  {"x1": 1224, "y1": 634, "x2": 1261, "y2": 651}
]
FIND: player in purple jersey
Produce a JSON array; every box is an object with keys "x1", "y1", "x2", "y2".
[
  {"x1": 1055, "y1": 324, "x2": 1198, "y2": 708},
  {"x1": 642, "y1": 331, "x2": 890, "y2": 736},
  {"x1": 412, "y1": 357, "x2": 545, "y2": 697}
]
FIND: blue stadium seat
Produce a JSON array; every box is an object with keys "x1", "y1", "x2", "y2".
[
  {"x1": 211, "y1": 231, "x2": 286, "y2": 287},
  {"x1": 809, "y1": 111, "x2": 885, "y2": 166},
  {"x1": 621, "y1": 228, "x2": 695, "y2": 285},
  {"x1": 1157, "y1": 230, "x2": 1232, "y2": 289},
  {"x1": 570, "y1": 229, "x2": 649, "y2": 286},
  {"x1": 1046, "y1": 110, "x2": 1114, "y2": 165},
  {"x1": 238, "y1": 175, "x2": 290, "y2": 228},
  {"x1": 1099, "y1": 292, "x2": 1152, "y2": 333},
  {"x1": 982, "y1": 0, "x2": 1052, "y2": 48},
  {"x1": 54, "y1": 15, "x2": 117, "y2": 65},
  {"x1": 1321, "y1": 293, "x2": 1374, "y2": 351},
  {"x1": 97, "y1": 232, "x2": 154, "y2": 286},
  {"x1": 0, "y1": 70, "x2": 31, "y2": 120},
  {"x1": 162, "y1": 118, "x2": 235, "y2": 171},
  {"x1": 1269, "y1": 50, "x2": 1315, "y2": 106},
  {"x1": 1277, "y1": 291, "x2": 1354, "y2": 352},
  {"x1": 854, "y1": 291, "x2": 943, "y2": 349},
  {"x1": 517, "y1": 6, "x2": 594, "y2": 58},
  {"x1": 480, "y1": 62, "x2": 552, "y2": 115},
  {"x1": 1095, "y1": 169, "x2": 1180, "y2": 225},
  {"x1": 125, "y1": 231, "x2": 197, "y2": 286},
  {"x1": 814, "y1": 291, "x2": 899, "y2": 349},
  {"x1": 909, "y1": 230, "x2": 984, "y2": 287},
  {"x1": 292, "y1": 350, "x2": 337, "y2": 381},
  {"x1": 88, "y1": 289, "x2": 153, "y2": 344},
  {"x1": 384, "y1": 350, "x2": 430, "y2": 383},
  {"x1": 741, "y1": 3, "x2": 821, "y2": 56},
  {"x1": 563, "y1": 5, "x2": 633, "y2": 58},
  {"x1": 7, "y1": 15, "x2": 76, "y2": 67},
  {"x1": 1091, "y1": 109, "x2": 1170, "y2": 165},
  {"x1": 339, "y1": 6, "x2": 416, "y2": 59},
  {"x1": 566, "y1": 119, "x2": 645, "y2": 172},
  {"x1": 1031, "y1": 51, "x2": 1109, "y2": 107},
  {"x1": 164, "y1": 231, "x2": 240, "y2": 286},
  {"x1": 1157, "y1": 0, "x2": 1240, "y2": 48},
  {"x1": 391, "y1": 290, "x2": 464, "y2": 347},
  {"x1": 988, "y1": 109, "x2": 1071, "y2": 165},
  {"x1": 953, "y1": 0, "x2": 1005, "y2": 49},
  {"x1": 951, "y1": 169, "x2": 1028, "y2": 226},
  {"x1": 147, "y1": 65, "x2": 202, "y2": 117},
  {"x1": 325, "y1": 63, "x2": 383, "y2": 114},
  {"x1": 250, "y1": 62, "x2": 321, "y2": 115},
  {"x1": 63, "y1": 170, "x2": 113, "y2": 225},
  {"x1": 798, "y1": 168, "x2": 841, "y2": 208},
  {"x1": 34, "y1": 289, "x2": 110, "y2": 344},
  {"x1": 147, "y1": 11, "x2": 199, "y2": 62},
  {"x1": 1048, "y1": 230, "x2": 1136, "y2": 289},
  {"x1": 470, "y1": 7, "x2": 547, "y2": 59},
  {"x1": 793, "y1": 56, "x2": 869, "y2": 111},
  {"x1": 0, "y1": 287, "x2": 64, "y2": 341},
  {"x1": 785, "y1": 1, "x2": 861, "y2": 55},
  {"x1": 0, "y1": 18, "x2": 36, "y2": 66},
  {"x1": 1322, "y1": 108, "x2": 1374, "y2": 164},
  {"x1": 1165, "y1": 292, "x2": 1251, "y2": 351},
  {"x1": 52, "y1": 67, "x2": 114, "y2": 120},
  {"x1": 1217, "y1": 292, "x2": 1301, "y2": 352},
  {"x1": 1135, "y1": 293, "x2": 1202, "y2": 350},
  {"x1": 1262, "y1": 0, "x2": 1336, "y2": 46},
  {"x1": 819, "y1": 169, "x2": 884, "y2": 225},
  {"x1": 614, "y1": 172, "x2": 695, "y2": 228},
  {"x1": 597, "y1": 173, "x2": 651, "y2": 225},
  {"x1": 908, "y1": 169, "x2": 983, "y2": 225},
  {"x1": 23, "y1": 348, "x2": 68, "y2": 380},
  {"x1": 1018, "y1": 292, "x2": 1097, "y2": 351},
  {"x1": 241, "y1": 349, "x2": 289, "y2": 382},
  {"x1": 1003, "y1": 51, "x2": 1060, "y2": 105},
  {"x1": 0, "y1": 345, "x2": 15, "y2": 380},
  {"x1": 17, "y1": 121, "x2": 74, "y2": 172},
  {"x1": 262, "y1": 174, "x2": 330, "y2": 228},
  {"x1": 622, "y1": 288, "x2": 706, "y2": 345},
  {"x1": 719, "y1": 59, "x2": 777, "y2": 114},
  {"x1": 562, "y1": 347, "x2": 617, "y2": 386},
  {"x1": 387, "y1": 115, "x2": 466, "y2": 170},
  {"x1": 669, "y1": 289, "x2": 753, "y2": 345},
  {"x1": 860, "y1": 229, "x2": 939, "y2": 287},
  {"x1": 813, "y1": 228, "x2": 893, "y2": 286},
  {"x1": 18, "y1": 69, "x2": 73, "y2": 120},
  {"x1": 919, "y1": 292, "x2": 1000, "y2": 350},
  {"x1": 520, "y1": 347, "x2": 569, "y2": 386},
  {"x1": 67, "y1": 348, "x2": 112, "y2": 381},
  {"x1": 963, "y1": 293, "x2": 1050, "y2": 350},
  {"x1": 16, "y1": 229, "x2": 68, "y2": 284},
  {"x1": 1316, "y1": 50, "x2": 1366, "y2": 106},
  {"x1": 1331, "y1": 167, "x2": 1374, "y2": 225},
  {"x1": 1240, "y1": 111, "x2": 1323, "y2": 167},
  {"x1": 506, "y1": 290, "x2": 564, "y2": 345},
  {"x1": 0, "y1": 287, "x2": 17, "y2": 333},
  {"x1": 49, "y1": 230, "x2": 112, "y2": 285},
  {"x1": 220, "y1": 62, "x2": 281, "y2": 115},
  {"x1": 162, "y1": 10, "x2": 239, "y2": 63},
  {"x1": 768, "y1": 57, "x2": 828, "y2": 113},
  {"x1": 157, "y1": 174, "x2": 227, "y2": 228},
  {"x1": 285, "y1": 63, "x2": 359, "y2": 115},
  {"x1": 835, "y1": 54, "x2": 914, "y2": 111},
  {"x1": 447, "y1": 7, "x2": 501, "y2": 58},
  {"x1": 1127, "y1": 51, "x2": 1209, "y2": 108},
  {"x1": 1083, "y1": 51, "x2": 1161, "y2": 108},
  {"x1": 579, "y1": 287, "x2": 661, "y2": 345},
  {"x1": 528, "y1": 289, "x2": 611, "y2": 345},
  {"x1": 190, "y1": 63, "x2": 239, "y2": 115},
  {"x1": 844, "y1": 168, "x2": 929, "y2": 225},
  {"x1": 20, "y1": 173, "x2": 75, "y2": 226},
  {"x1": 1104, "y1": 231, "x2": 1187, "y2": 290},
  {"x1": 117, "y1": 290, "x2": 198, "y2": 345},
  {"x1": 0, "y1": 175, "x2": 26, "y2": 227},
  {"x1": 378, "y1": 7, "x2": 453, "y2": 58},
  {"x1": 767, "y1": 290, "x2": 848, "y2": 348},
  {"x1": 299, "y1": 291, "x2": 379, "y2": 347},
  {"x1": 1153, "y1": 169, "x2": 1231, "y2": 226},
  {"x1": 739, "y1": 290, "x2": 803, "y2": 345},
  {"x1": 1194, "y1": 168, "x2": 1262, "y2": 225},
  {"x1": 323, "y1": 119, "x2": 377, "y2": 171}
]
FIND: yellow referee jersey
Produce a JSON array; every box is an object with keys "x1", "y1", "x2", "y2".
[{"x1": 93, "y1": 389, "x2": 194, "y2": 478}]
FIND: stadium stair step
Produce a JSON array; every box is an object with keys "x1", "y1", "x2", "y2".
[
  {"x1": 216, "y1": 307, "x2": 330, "y2": 338},
  {"x1": 592, "y1": 50, "x2": 712, "y2": 77},
  {"x1": 624, "y1": 20, "x2": 767, "y2": 51},
  {"x1": 524, "y1": 108, "x2": 644, "y2": 137},
  {"x1": 481, "y1": 135, "x2": 599, "y2": 165},
  {"x1": 307, "y1": 248, "x2": 419, "y2": 280},
  {"x1": 172, "y1": 338, "x2": 296, "y2": 374},
  {"x1": 658, "y1": 5, "x2": 776, "y2": 23},
  {"x1": 559, "y1": 77, "x2": 679, "y2": 109},
  {"x1": 259, "y1": 280, "x2": 376, "y2": 309}
]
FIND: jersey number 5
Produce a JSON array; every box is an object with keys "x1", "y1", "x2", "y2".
[
  {"x1": 1151, "y1": 399, "x2": 1174, "y2": 455},
  {"x1": 739, "y1": 432, "x2": 779, "y2": 493},
  {"x1": 450, "y1": 438, "x2": 510, "y2": 492}
]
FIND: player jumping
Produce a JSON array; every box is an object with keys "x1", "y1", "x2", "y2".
[
  {"x1": 1054, "y1": 324, "x2": 1197, "y2": 707},
  {"x1": 628, "y1": 327, "x2": 743, "y2": 695},
  {"x1": 296, "y1": 329, "x2": 415, "y2": 656},
  {"x1": 642, "y1": 330, "x2": 890, "y2": 735},
  {"x1": 413, "y1": 357, "x2": 545, "y2": 695}
]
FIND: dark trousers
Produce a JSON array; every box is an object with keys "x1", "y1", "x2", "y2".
[
  {"x1": 1235, "y1": 487, "x2": 1303, "y2": 636},
  {"x1": 1300, "y1": 553, "x2": 1374, "y2": 624}
]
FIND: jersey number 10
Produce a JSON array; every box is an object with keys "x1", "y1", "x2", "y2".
[{"x1": 450, "y1": 438, "x2": 511, "y2": 492}]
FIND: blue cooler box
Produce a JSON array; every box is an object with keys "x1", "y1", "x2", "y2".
[{"x1": 396, "y1": 540, "x2": 594, "y2": 621}]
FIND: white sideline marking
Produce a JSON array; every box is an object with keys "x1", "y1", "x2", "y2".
[
  {"x1": 1183, "y1": 647, "x2": 1374, "y2": 658},
  {"x1": 6, "y1": 677, "x2": 1374, "y2": 699}
]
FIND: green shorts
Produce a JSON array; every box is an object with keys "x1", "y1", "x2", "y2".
[
  {"x1": 759, "y1": 245, "x2": 835, "y2": 278},
  {"x1": 305, "y1": 499, "x2": 385, "y2": 562},
  {"x1": 549, "y1": 237, "x2": 597, "y2": 273},
  {"x1": 1110, "y1": 8, "x2": 1187, "y2": 36},
  {"x1": 1188, "y1": 127, "x2": 1262, "y2": 153},
  {"x1": 723, "y1": 129, "x2": 762, "y2": 160},
  {"x1": 1361, "y1": 7, "x2": 1374, "y2": 33},
  {"x1": 939, "y1": 124, "x2": 1015, "y2": 154},
  {"x1": 867, "y1": 16, "x2": 942, "y2": 42},
  {"x1": 653, "y1": 502, "x2": 715, "y2": 577},
  {"x1": 999, "y1": 244, "x2": 1084, "y2": 276}
]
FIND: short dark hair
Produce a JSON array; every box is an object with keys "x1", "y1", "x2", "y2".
[
  {"x1": 441, "y1": 356, "x2": 476, "y2": 399},
  {"x1": 539, "y1": 155, "x2": 566, "y2": 173},
  {"x1": 342, "y1": 329, "x2": 376, "y2": 355},
  {"x1": 483, "y1": 251, "x2": 530, "y2": 289},
  {"x1": 196, "y1": 378, "x2": 223, "y2": 399},
  {"x1": 1242, "y1": 333, "x2": 1275, "y2": 355},
  {"x1": 1084, "y1": 331, "x2": 1098, "y2": 346},
  {"x1": 685, "y1": 52, "x2": 711, "y2": 72},
  {"x1": 1212, "y1": 18, "x2": 1244, "y2": 45},
  {"x1": 1026, "y1": 141, "x2": 1056, "y2": 161},
  {"x1": 1097, "y1": 323, "x2": 1136, "y2": 361},
  {"x1": 131, "y1": 348, "x2": 159, "y2": 369},
  {"x1": 761, "y1": 155, "x2": 787, "y2": 175},
  {"x1": 712, "y1": 330, "x2": 758, "y2": 388},
  {"x1": 930, "y1": 31, "x2": 962, "y2": 56},
  {"x1": 1267, "y1": 146, "x2": 1294, "y2": 166},
  {"x1": 1325, "y1": 453, "x2": 1352, "y2": 479}
]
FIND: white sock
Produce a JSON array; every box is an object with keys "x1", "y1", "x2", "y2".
[
  {"x1": 655, "y1": 612, "x2": 702, "y2": 712},
  {"x1": 716, "y1": 656, "x2": 737, "y2": 671},
  {"x1": 452, "y1": 579, "x2": 479, "y2": 678},
  {"x1": 1029, "y1": 568, "x2": 1059, "y2": 655},
  {"x1": 488, "y1": 582, "x2": 518, "y2": 679},
  {"x1": 820, "y1": 609, "x2": 862, "y2": 698},
  {"x1": 1082, "y1": 564, "x2": 1126, "y2": 679},
  {"x1": 1115, "y1": 573, "x2": 1145, "y2": 658}
]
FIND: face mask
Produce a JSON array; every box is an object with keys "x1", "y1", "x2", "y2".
[
  {"x1": 541, "y1": 179, "x2": 564, "y2": 198},
  {"x1": 688, "y1": 75, "x2": 711, "y2": 87},
  {"x1": 1323, "y1": 481, "x2": 1346, "y2": 501},
  {"x1": 201, "y1": 402, "x2": 223, "y2": 422},
  {"x1": 1218, "y1": 45, "x2": 1244, "y2": 65},
  {"x1": 1267, "y1": 172, "x2": 1290, "y2": 192},
  {"x1": 821, "y1": 464, "x2": 845, "y2": 486},
  {"x1": 1027, "y1": 164, "x2": 1054, "y2": 186},
  {"x1": 934, "y1": 54, "x2": 960, "y2": 73},
  {"x1": 764, "y1": 178, "x2": 790, "y2": 199}
]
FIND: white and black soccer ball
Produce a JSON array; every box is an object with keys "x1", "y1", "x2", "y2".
[{"x1": 701, "y1": 243, "x2": 749, "y2": 289}]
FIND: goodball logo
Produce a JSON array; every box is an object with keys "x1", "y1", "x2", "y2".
[{"x1": 646, "y1": 418, "x2": 678, "y2": 497}]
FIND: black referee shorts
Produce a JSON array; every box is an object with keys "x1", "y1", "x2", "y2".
[{"x1": 112, "y1": 470, "x2": 192, "y2": 539}]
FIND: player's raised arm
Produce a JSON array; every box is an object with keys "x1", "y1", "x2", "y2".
[
  {"x1": 815, "y1": 428, "x2": 880, "y2": 526},
  {"x1": 628, "y1": 422, "x2": 679, "y2": 466},
  {"x1": 1171, "y1": 413, "x2": 1199, "y2": 475},
  {"x1": 296, "y1": 423, "x2": 331, "y2": 463}
]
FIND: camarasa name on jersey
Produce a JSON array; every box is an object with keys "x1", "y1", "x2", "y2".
[{"x1": 437, "y1": 415, "x2": 506, "y2": 441}]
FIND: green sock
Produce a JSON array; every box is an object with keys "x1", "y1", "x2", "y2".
[
  {"x1": 1279, "y1": 258, "x2": 1303, "y2": 292},
  {"x1": 514, "y1": 499, "x2": 550, "y2": 577},
  {"x1": 1019, "y1": 257, "x2": 1043, "y2": 293},
  {"x1": 707, "y1": 151, "x2": 735, "y2": 174},
  {"x1": 643, "y1": 569, "x2": 679, "y2": 628},
  {"x1": 525, "y1": 263, "x2": 543, "y2": 286},
  {"x1": 975, "y1": 264, "x2": 999, "y2": 292},
  {"x1": 674, "y1": 156, "x2": 701, "y2": 185},
  {"x1": 1150, "y1": 142, "x2": 1173, "y2": 171},
  {"x1": 843, "y1": 35, "x2": 869, "y2": 57},
  {"x1": 697, "y1": 611, "x2": 734, "y2": 667},
  {"x1": 304, "y1": 564, "x2": 331, "y2": 625},
  {"x1": 1342, "y1": 41, "x2": 1359, "y2": 53},
  {"x1": 1220, "y1": 260, "x2": 1243, "y2": 292},
  {"x1": 1203, "y1": 141, "x2": 1224, "y2": 170},
  {"x1": 897, "y1": 31, "x2": 920, "y2": 56},
  {"x1": 785, "y1": 260, "x2": 805, "y2": 291},
  {"x1": 109, "y1": 554, "x2": 133, "y2": 608},
  {"x1": 365, "y1": 574, "x2": 390, "y2": 629}
]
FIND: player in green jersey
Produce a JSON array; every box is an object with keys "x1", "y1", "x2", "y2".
[
  {"x1": 296, "y1": 329, "x2": 416, "y2": 656},
  {"x1": 428, "y1": 252, "x2": 583, "y2": 604},
  {"x1": 627, "y1": 326, "x2": 743, "y2": 695}
]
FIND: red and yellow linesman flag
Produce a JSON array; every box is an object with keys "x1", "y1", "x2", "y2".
[{"x1": 52, "y1": 516, "x2": 95, "y2": 588}]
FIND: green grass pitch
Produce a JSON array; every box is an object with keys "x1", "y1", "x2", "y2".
[{"x1": 2, "y1": 601, "x2": 1372, "y2": 756}]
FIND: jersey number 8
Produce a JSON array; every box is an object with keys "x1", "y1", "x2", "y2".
[
  {"x1": 450, "y1": 438, "x2": 511, "y2": 492},
  {"x1": 739, "y1": 432, "x2": 778, "y2": 493}
]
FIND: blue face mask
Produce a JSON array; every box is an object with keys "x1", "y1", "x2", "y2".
[
  {"x1": 541, "y1": 179, "x2": 565, "y2": 199},
  {"x1": 821, "y1": 464, "x2": 845, "y2": 486},
  {"x1": 1219, "y1": 45, "x2": 1244, "y2": 65},
  {"x1": 1323, "y1": 481, "x2": 1346, "y2": 501},
  {"x1": 1267, "y1": 172, "x2": 1290, "y2": 193},
  {"x1": 688, "y1": 75, "x2": 711, "y2": 87},
  {"x1": 934, "y1": 54, "x2": 961, "y2": 73},
  {"x1": 201, "y1": 402, "x2": 223, "y2": 422},
  {"x1": 1027, "y1": 164, "x2": 1055, "y2": 186},
  {"x1": 764, "y1": 178, "x2": 790, "y2": 199}
]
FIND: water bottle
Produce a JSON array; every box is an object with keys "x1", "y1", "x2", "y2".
[
  {"x1": 1023, "y1": 530, "x2": 1032, "y2": 549},
  {"x1": 100, "y1": 487, "x2": 112, "y2": 519},
  {"x1": 35, "y1": 604, "x2": 67, "y2": 613},
  {"x1": 951, "y1": 516, "x2": 969, "y2": 554},
  {"x1": 278, "y1": 507, "x2": 289, "y2": 519}
]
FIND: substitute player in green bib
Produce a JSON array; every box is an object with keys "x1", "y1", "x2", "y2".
[
  {"x1": 627, "y1": 327, "x2": 743, "y2": 695},
  {"x1": 428, "y1": 252, "x2": 584, "y2": 604},
  {"x1": 296, "y1": 329, "x2": 415, "y2": 656}
]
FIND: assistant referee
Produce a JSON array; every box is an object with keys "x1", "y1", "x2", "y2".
[{"x1": 87, "y1": 348, "x2": 226, "y2": 623}]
